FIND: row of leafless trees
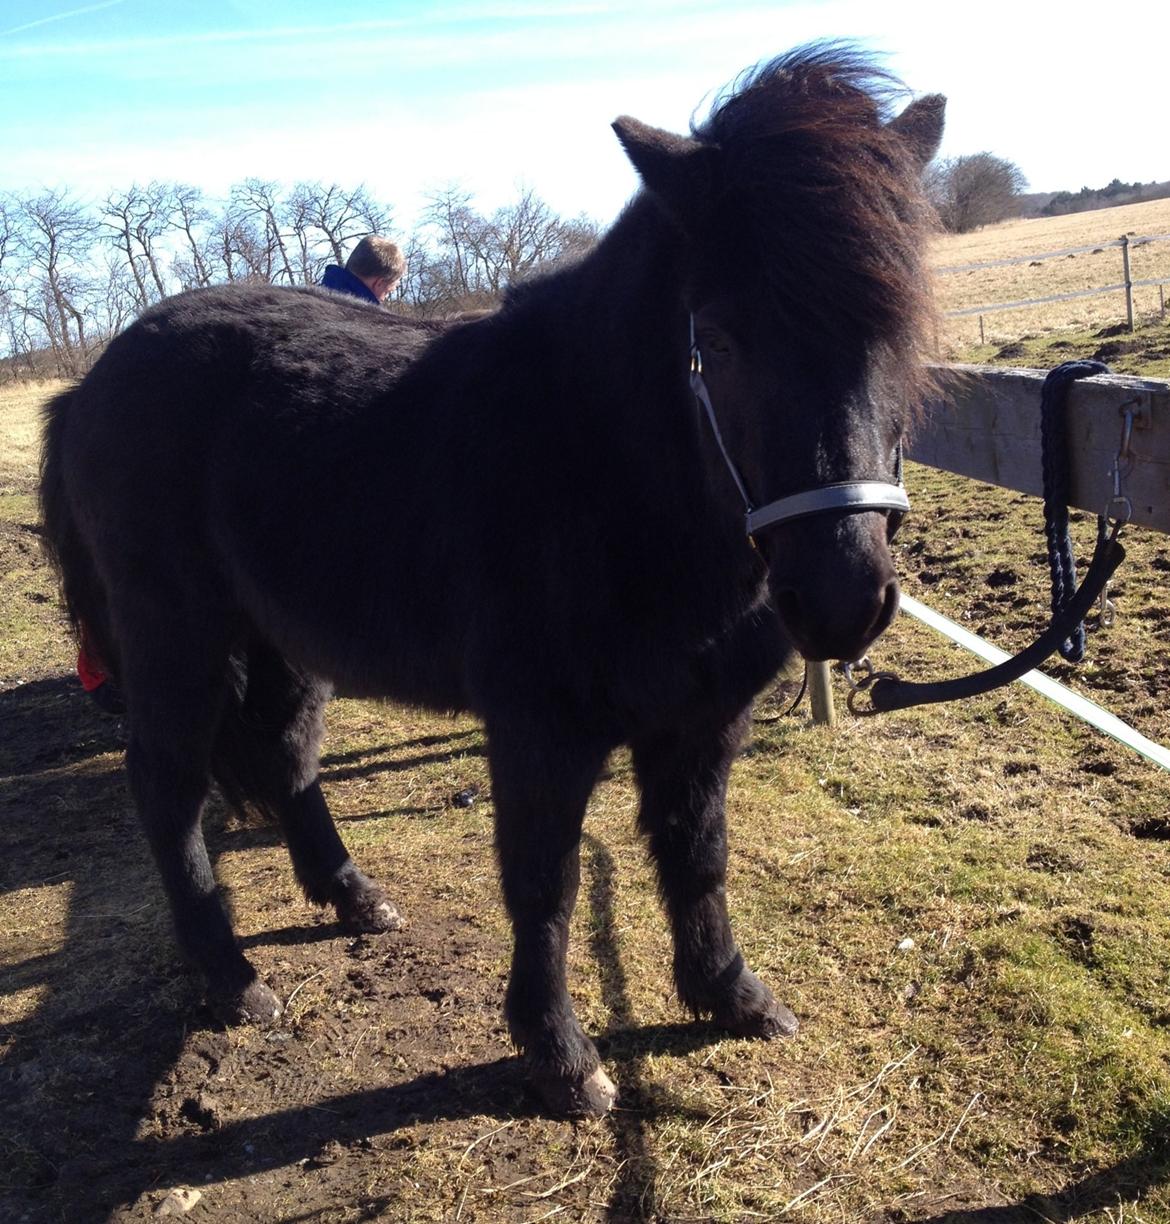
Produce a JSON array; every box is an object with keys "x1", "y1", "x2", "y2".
[{"x1": 0, "y1": 181, "x2": 599, "y2": 382}]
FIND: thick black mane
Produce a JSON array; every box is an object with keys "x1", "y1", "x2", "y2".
[{"x1": 691, "y1": 44, "x2": 935, "y2": 373}]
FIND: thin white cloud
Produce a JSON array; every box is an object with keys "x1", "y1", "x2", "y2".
[
  {"x1": 0, "y1": 0, "x2": 124, "y2": 39},
  {"x1": 0, "y1": 4, "x2": 628, "y2": 58}
]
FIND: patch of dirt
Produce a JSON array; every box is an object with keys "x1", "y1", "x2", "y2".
[
  {"x1": 1054, "y1": 915, "x2": 1098, "y2": 969},
  {"x1": 1026, "y1": 844, "x2": 1085, "y2": 874},
  {"x1": 0, "y1": 652, "x2": 540, "y2": 1222},
  {"x1": 1093, "y1": 339, "x2": 1140, "y2": 362},
  {"x1": 1131, "y1": 816, "x2": 1170, "y2": 841}
]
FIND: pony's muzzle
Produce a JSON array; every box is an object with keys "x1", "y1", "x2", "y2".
[
  {"x1": 765, "y1": 514, "x2": 900, "y2": 662},
  {"x1": 772, "y1": 576, "x2": 899, "y2": 662}
]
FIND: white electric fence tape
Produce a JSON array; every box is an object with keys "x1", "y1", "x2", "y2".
[{"x1": 899, "y1": 594, "x2": 1170, "y2": 772}]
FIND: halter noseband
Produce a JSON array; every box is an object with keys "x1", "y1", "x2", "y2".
[{"x1": 688, "y1": 314, "x2": 910, "y2": 539}]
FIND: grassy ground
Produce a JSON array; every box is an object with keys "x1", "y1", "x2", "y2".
[
  {"x1": 4, "y1": 308, "x2": 1170, "y2": 1222},
  {"x1": 950, "y1": 313, "x2": 1170, "y2": 383},
  {"x1": 933, "y1": 197, "x2": 1170, "y2": 354}
]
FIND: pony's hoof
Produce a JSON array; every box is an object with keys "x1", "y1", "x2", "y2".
[
  {"x1": 530, "y1": 1064, "x2": 618, "y2": 1118},
  {"x1": 722, "y1": 996, "x2": 799, "y2": 1040},
  {"x1": 711, "y1": 968, "x2": 799, "y2": 1040},
  {"x1": 335, "y1": 878, "x2": 405, "y2": 933},
  {"x1": 213, "y1": 979, "x2": 283, "y2": 1026}
]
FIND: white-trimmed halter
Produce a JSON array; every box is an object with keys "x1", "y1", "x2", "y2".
[{"x1": 688, "y1": 314, "x2": 909, "y2": 539}]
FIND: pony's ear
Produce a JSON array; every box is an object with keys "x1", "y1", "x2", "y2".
[
  {"x1": 612, "y1": 115, "x2": 719, "y2": 230},
  {"x1": 886, "y1": 93, "x2": 946, "y2": 171}
]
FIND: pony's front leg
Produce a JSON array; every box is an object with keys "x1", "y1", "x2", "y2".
[
  {"x1": 632, "y1": 709, "x2": 798, "y2": 1039},
  {"x1": 488, "y1": 722, "x2": 615, "y2": 1117}
]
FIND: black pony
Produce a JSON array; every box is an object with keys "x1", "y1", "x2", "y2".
[{"x1": 40, "y1": 46, "x2": 944, "y2": 1117}]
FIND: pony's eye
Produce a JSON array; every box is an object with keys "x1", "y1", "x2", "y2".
[{"x1": 701, "y1": 333, "x2": 733, "y2": 358}]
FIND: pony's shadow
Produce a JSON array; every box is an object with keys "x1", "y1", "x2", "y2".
[
  {"x1": 124, "y1": 1022, "x2": 718, "y2": 1203},
  {"x1": 0, "y1": 675, "x2": 125, "y2": 780},
  {"x1": 1, "y1": 678, "x2": 195, "y2": 1218},
  {"x1": 123, "y1": 830, "x2": 717, "y2": 1215},
  {"x1": 0, "y1": 672, "x2": 720, "y2": 1224},
  {"x1": 907, "y1": 1139, "x2": 1170, "y2": 1223},
  {"x1": 319, "y1": 730, "x2": 485, "y2": 784}
]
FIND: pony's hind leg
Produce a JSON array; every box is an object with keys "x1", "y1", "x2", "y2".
[
  {"x1": 488, "y1": 719, "x2": 615, "y2": 1117},
  {"x1": 220, "y1": 642, "x2": 402, "y2": 933},
  {"x1": 119, "y1": 620, "x2": 282, "y2": 1024},
  {"x1": 632, "y1": 709, "x2": 799, "y2": 1040}
]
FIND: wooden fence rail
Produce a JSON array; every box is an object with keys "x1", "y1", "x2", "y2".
[{"x1": 912, "y1": 364, "x2": 1170, "y2": 533}]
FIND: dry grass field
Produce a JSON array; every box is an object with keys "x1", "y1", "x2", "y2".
[
  {"x1": 933, "y1": 198, "x2": 1170, "y2": 353},
  {"x1": 4, "y1": 304, "x2": 1170, "y2": 1221}
]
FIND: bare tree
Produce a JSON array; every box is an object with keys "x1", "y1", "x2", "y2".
[
  {"x1": 415, "y1": 183, "x2": 599, "y2": 315},
  {"x1": 0, "y1": 196, "x2": 12, "y2": 280},
  {"x1": 170, "y1": 185, "x2": 215, "y2": 289},
  {"x1": 0, "y1": 197, "x2": 36, "y2": 380},
  {"x1": 205, "y1": 201, "x2": 273, "y2": 284},
  {"x1": 421, "y1": 184, "x2": 482, "y2": 306},
  {"x1": 294, "y1": 182, "x2": 390, "y2": 273},
  {"x1": 234, "y1": 179, "x2": 298, "y2": 285},
  {"x1": 928, "y1": 152, "x2": 1028, "y2": 233},
  {"x1": 14, "y1": 190, "x2": 102, "y2": 375},
  {"x1": 95, "y1": 256, "x2": 141, "y2": 340},
  {"x1": 103, "y1": 183, "x2": 175, "y2": 309}
]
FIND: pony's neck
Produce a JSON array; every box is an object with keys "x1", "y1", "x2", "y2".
[
  {"x1": 564, "y1": 195, "x2": 761, "y2": 609},
  {"x1": 579, "y1": 196, "x2": 688, "y2": 367}
]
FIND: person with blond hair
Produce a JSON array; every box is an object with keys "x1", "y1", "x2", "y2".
[{"x1": 321, "y1": 235, "x2": 405, "y2": 305}]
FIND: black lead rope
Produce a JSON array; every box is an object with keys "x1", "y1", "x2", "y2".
[
  {"x1": 860, "y1": 361, "x2": 1127, "y2": 715},
  {"x1": 1042, "y1": 360, "x2": 1113, "y2": 662}
]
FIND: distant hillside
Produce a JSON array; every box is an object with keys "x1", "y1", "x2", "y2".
[{"x1": 1018, "y1": 178, "x2": 1170, "y2": 218}]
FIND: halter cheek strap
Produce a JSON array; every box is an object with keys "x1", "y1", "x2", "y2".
[{"x1": 688, "y1": 314, "x2": 909, "y2": 537}]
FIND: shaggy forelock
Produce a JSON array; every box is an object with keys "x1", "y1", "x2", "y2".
[{"x1": 692, "y1": 43, "x2": 938, "y2": 394}]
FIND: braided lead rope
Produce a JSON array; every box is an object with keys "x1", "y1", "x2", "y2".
[{"x1": 1040, "y1": 360, "x2": 1111, "y2": 662}]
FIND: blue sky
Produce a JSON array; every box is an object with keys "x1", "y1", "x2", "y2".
[{"x1": 2, "y1": 0, "x2": 1165, "y2": 236}]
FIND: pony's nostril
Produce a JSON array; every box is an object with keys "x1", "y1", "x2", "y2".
[{"x1": 875, "y1": 579, "x2": 900, "y2": 637}]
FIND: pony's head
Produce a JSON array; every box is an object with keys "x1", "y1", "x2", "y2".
[{"x1": 615, "y1": 45, "x2": 944, "y2": 662}]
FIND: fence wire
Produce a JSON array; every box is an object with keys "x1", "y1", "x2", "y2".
[{"x1": 939, "y1": 231, "x2": 1169, "y2": 320}]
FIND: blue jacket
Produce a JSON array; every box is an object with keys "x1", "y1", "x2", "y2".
[{"x1": 320, "y1": 264, "x2": 380, "y2": 305}]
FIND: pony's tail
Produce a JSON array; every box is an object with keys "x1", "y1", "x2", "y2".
[
  {"x1": 39, "y1": 386, "x2": 120, "y2": 683},
  {"x1": 209, "y1": 646, "x2": 328, "y2": 826},
  {"x1": 210, "y1": 651, "x2": 277, "y2": 822}
]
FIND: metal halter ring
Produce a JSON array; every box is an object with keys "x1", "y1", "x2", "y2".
[
  {"x1": 841, "y1": 657, "x2": 874, "y2": 690},
  {"x1": 842, "y1": 656, "x2": 899, "y2": 716}
]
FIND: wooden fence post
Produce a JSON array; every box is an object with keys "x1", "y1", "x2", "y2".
[
  {"x1": 1121, "y1": 234, "x2": 1133, "y2": 331},
  {"x1": 808, "y1": 661, "x2": 836, "y2": 726}
]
